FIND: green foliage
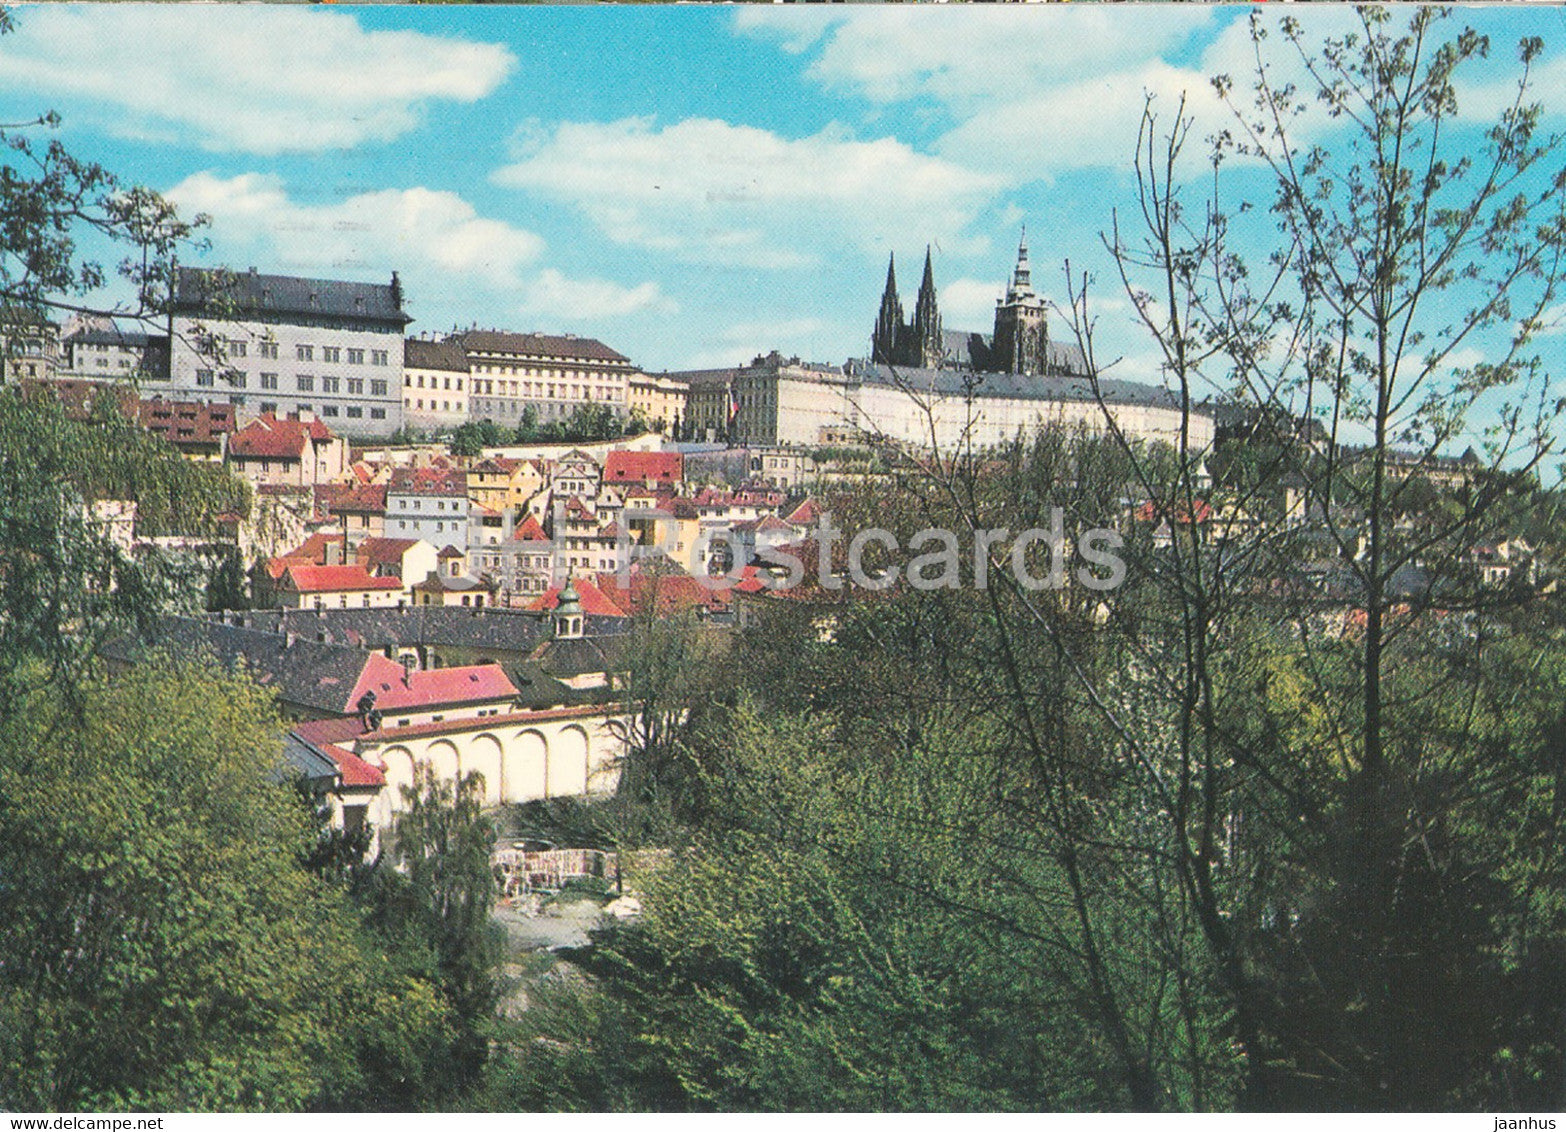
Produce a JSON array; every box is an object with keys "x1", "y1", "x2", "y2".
[
  {"x1": 358, "y1": 766, "x2": 503, "y2": 1093},
  {"x1": 0, "y1": 392, "x2": 248, "y2": 714},
  {"x1": 0, "y1": 660, "x2": 456, "y2": 1111}
]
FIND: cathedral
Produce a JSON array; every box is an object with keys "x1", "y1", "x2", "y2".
[{"x1": 870, "y1": 230, "x2": 1058, "y2": 377}]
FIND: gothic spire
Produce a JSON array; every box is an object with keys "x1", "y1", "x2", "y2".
[
  {"x1": 872, "y1": 252, "x2": 903, "y2": 365},
  {"x1": 1010, "y1": 226, "x2": 1033, "y2": 295},
  {"x1": 911, "y1": 245, "x2": 942, "y2": 366}
]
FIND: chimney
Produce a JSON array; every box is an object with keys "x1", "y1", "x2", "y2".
[{"x1": 401, "y1": 654, "x2": 416, "y2": 687}]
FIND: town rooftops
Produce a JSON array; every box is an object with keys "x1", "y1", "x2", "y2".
[
  {"x1": 137, "y1": 399, "x2": 235, "y2": 446},
  {"x1": 456, "y1": 329, "x2": 630, "y2": 365},
  {"x1": 388, "y1": 467, "x2": 467, "y2": 496},
  {"x1": 348, "y1": 655, "x2": 518, "y2": 712},
  {"x1": 603, "y1": 450, "x2": 683, "y2": 486},
  {"x1": 229, "y1": 413, "x2": 337, "y2": 460},
  {"x1": 530, "y1": 579, "x2": 629, "y2": 619},
  {"x1": 512, "y1": 514, "x2": 550, "y2": 543},
  {"x1": 174, "y1": 266, "x2": 411, "y2": 326},
  {"x1": 357, "y1": 537, "x2": 423, "y2": 569},
  {"x1": 279, "y1": 563, "x2": 403, "y2": 594}
]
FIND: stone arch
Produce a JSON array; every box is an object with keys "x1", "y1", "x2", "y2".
[
  {"x1": 504, "y1": 729, "x2": 549, "y2": 804},
  {"x1": 549, "y1": 724, "x2": 590, "y2": 797},
  {"x1": 425, "y1": 738, "x2": 460, "y2": 784},
  {"x1": 379, "y1": 746, "x2": 416, "y2": 799},
  {"x1": 468, "y1": 732, "x2": 504, "y2": 806}
]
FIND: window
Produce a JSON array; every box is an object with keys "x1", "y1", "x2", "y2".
[
  {"x1": 227, "y1": 372, "x2": 247, "y2": 388},
  {"x1": 260, "y1": 372, "x2": 279, "y2": 390},
  {"x1": 259, "y1": 340, "x2": 278, "y2": 359},
  {"x1": 370, "y1": 408, "x2": 385, "y2": 419},
  {"x1": 372, "y1": 349, "x2": 388, "y2": 365},
  {"x1": 296, "y1": 344, "x2": 313, "y2": 361},
  {"x1": 297, "y1": 403, "x2": 312, "y2": 412},
  {"x1": 296, "y1": 375, "x2": 314, "y2": 392},
  {"x1": 347, "y1": 378, "x2": 363, "y2": 394},
  {"x1": 346, "y1": 406, "x2": 362, "y2": 419},
  {"x1": 195, "y1": 369, "x2": 214, "y2": 387},
  {"x1": 227, "y1": 339, "x2": 247, "y2": 358},
  {"x1": 261, "y1": 402, "x2": 277, "y2": 414},
  {"x1": 321, "y1": 376, "x2": 339, "y2": 393},
  {"x1": 346, "y1": 348, "x2": 364, "y2": 365},
  {"x1": 370, "y1": 379, "x2": 387, "y2": 396},
  {"x1": 322, "y1": 405, "x2": 338, "y2": 417},
  {"x1": 322, "y1": 346, "x2": 340, "y2": 363}
]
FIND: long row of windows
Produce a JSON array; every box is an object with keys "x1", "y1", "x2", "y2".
[
  {"x1": 255, "y1": 401, "x2": 386, "y2": 420},
  {"x1": 196, "y1": 371, "x2": 387, "y2": 396},
  {"x1": 407, "y1": 373, "x2": 464, "y2": 391}
]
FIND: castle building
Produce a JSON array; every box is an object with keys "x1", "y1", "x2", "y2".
[
  {"x1": 872, "y1": 231, "x2": 1055, "y2": 378},
  {"x1": 158, "y1": 267, "x2": 411, "y2": 437},
  {"x1": 871, "y1": 247, "x2": 944, "y2": 369}
]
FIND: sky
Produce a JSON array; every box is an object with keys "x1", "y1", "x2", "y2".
[{"x1": 4, "y1": 2, "x2": 1566, "y2": 406}]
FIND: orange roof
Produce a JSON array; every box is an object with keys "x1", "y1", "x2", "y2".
[
  {"x1": 282, "y1": 532, "x2": 345, "y2": 564},
  {"x1": 357, "y1": 537, "x2": 421, "y2": 567},
  {"x1": 229, "y1": 413, "x2": 336, "y2": 459},
  {"x1": 529, "y1": 578, "x2": 629, "y2": 618},
  {"x1": 603, "y1": 450, "x2": 683, "y2": 486},
  {"x1": 279, "y1": 563, "x2": 403, "y2": 594},
  {"x1": 348, "y1": 656, "x2": 518, "y2": 712},
  {"x1": 512, "y1": 514, "x2": 549, "y2": 543}
]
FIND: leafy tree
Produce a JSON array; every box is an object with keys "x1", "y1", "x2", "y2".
[
  {"x1": 361, "y1": 766, "x2": 503, "y2": 1092},
  {"x1": 0, "y1": 660, "x2": 454, "y2": 1111}
]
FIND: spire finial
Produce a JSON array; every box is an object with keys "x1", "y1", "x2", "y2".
[{"x1": 1011, "y1": 225, "x2": 1032, "y2": 293}]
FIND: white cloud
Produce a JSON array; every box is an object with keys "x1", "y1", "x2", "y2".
[
  {"x1": 0, "y1": 7, "x2": 514, "y2": 153},
  {"x1": 734, "y1": 8, "x2": 1213, "y2": 111},
  {"x1": 492, "y1": 117, "x2": 1003, "y2": 268},
  {"x1": 940, "y1": 277, "x2": 1002, "y2": 328},
  {"x1": 166, "y1": 172, "x2": 668, "y2": 331},
  {"x1": 167, "y1": 173, "x2": 545, "y2": 289},
  {"x1": 521, "y1": 271, "x2": 675, "y2": 320}
]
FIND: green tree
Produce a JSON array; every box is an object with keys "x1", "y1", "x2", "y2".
[
  {"x1": 0, "y1": 660, "x2": 454, "y2": 1111},
  {"x1": 361, "y1": 766, "x2": 503, "y2": 1092}
]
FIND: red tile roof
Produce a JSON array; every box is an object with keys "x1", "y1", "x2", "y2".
[
  {"x1": 348, "y1": 656, "x2": 518, "y2": 712},
  {"x1": 229, "y1": 413, "x2": 336, "y2": 459},
  {"x1": 529, "y1": 578, "x2": 629, "y2": 618},
  {"x1": 356, "y1": 537, "x2": 421, "y2": 568},
  {"x1": 512, "y1": 514, "x2": 549, "y2": 543},
  {"x1": 282, "y1": 532, "x2": 347, "y2": 564},
  {"x1": 136, "y1": 398, "x2": 235, "y2": 446},
  {"x1": 603, "y1": 450, "x2": 683, "y2": 486},
  {"x1": 278, "y1": 563, "x2": 403, "y2": 594},
  {"x1": 291, "y1": 718, "x2": 384, "y2": 788}
]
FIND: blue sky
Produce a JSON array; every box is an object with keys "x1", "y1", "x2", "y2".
[{"x1": 4, "y1": 1, "x2": 1566, "y2": 410}]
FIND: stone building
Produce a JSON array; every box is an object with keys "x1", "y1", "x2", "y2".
[{"x1": 159, "y1": 266, "x2": 411, "y2": 435}]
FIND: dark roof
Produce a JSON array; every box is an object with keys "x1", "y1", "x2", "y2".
[
  {"x1": 220, "y1": 605, "x2": 580, "y2": 656},
  {"x1": 404, "y1": 337, "x2": 469, "y2": 372},
  {"x1": 100, "y1": 616, "x2": 374, "y2": 715},
  {"x1": 174, "y1": 267, "x2": 411, "y2": 326},
  {"x1": 66, "y1": 324, "x2": 150, "y2": 348},
  {"x1": 531, "y1": 634, "x2": 627, "y2": 680},
  {"x1": 456, "y1": 329, "x2": 629, "y2": 365}
]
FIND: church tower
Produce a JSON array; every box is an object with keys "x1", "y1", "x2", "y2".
[
  {"x1": 993, "y1": 228, "x2": 1048, "y2": 376},
  {"x1": 908, "y1": 246, "x2": 943, "y2": 368},
  {"x1": 871, "y1": 254, "x2": 904, "y2": 365}
]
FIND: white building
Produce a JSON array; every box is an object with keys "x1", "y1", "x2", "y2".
[
  {"x1": 402, "y1": 336, "x2": 470, "y2": 433},
  {"x1": 385, "y1": 468, "x2": 471, "y2": 549},
  {"x1": 461, "y1": 329, "x2": 635, "y2": 426},
  {"x1": 158, "y1": 267, "x2": 411, "y2": 436}
]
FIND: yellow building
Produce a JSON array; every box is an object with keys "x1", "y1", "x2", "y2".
[{"x1": 628, "y1": 371, "x2": 688, "y2": 434}]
